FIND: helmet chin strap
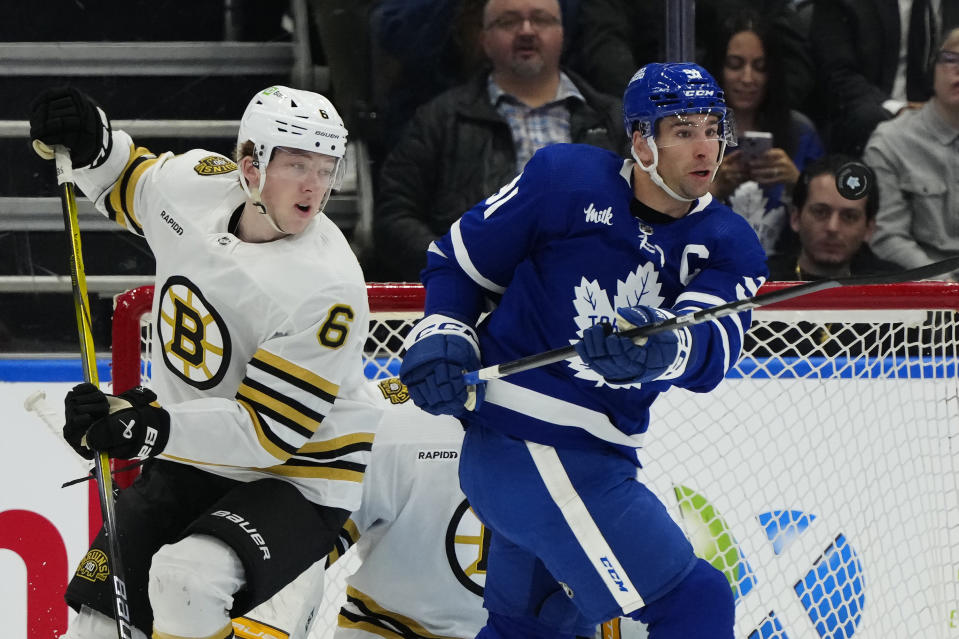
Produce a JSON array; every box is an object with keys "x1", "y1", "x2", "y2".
[
  {"x1": 239, "y1": 161, "x2": 290, "y2": 236},
  {"x1": 631, "y1": 141, "x2": 695, "y2": 203}
]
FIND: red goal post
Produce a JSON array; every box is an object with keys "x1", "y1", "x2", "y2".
[
  {"x1": 110, "y1": 281, "x2": 959, "y2": 639},
  {"x1": 111, "y1": 281, "x2": 959, "y2": 391}
]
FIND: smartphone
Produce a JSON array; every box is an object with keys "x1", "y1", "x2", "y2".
[{"x1": 738, "y1": 131, "x2": 773, "y2": 163}]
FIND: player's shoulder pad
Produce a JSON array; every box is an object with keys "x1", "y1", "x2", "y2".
[
  {"x1": 694, "y1": 199, "x2": 769, "y2": 269},
  {"x1": 148, "y1": 148, "x2": 241, "y2": 205},
  {"x1": 191, "y1": 154, "x2": 238, "y2": 177},
  {"x1": 525, "y1": 143, "x2": 628, "y2": 192}
]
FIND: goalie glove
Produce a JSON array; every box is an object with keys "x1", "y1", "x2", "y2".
[
  {"x1": 574, "y1": 305, "x2": 688, "y2": 384},
  {"x1": 399, "y1": 314, "x2": 485, "y2": 417},
  {"x1": 64, "y1": 385, "x2": 170, "y2": 460}
]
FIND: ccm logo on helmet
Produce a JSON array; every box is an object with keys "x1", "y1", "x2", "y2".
[{"x1": 684, "y1": 89, "x2": 716, "y2": 97}]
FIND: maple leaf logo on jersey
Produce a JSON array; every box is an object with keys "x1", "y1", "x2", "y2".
[
  {"x1": 727, "y1": 181, "x2": 785, "y2": 252},
  {"x1": 568, "y1": 263, "x2": 665, "y2": 388}
]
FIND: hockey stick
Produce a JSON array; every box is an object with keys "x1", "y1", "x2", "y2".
[
  {"x1": 463, "y1": 255, "x2": 959, "y2": 385},
  {"x1": 24, "y1": 390, "x2": 145, "y2": 488},
  {"x1": 34, "y1": 141, "x2": 135, "y2": 639}
]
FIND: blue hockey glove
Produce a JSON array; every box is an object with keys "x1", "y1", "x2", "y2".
[
  {"x1": 83, "y1": 386, "x2": 170, "y2": 459},
  {"x1": 399, "y1": 314, "x2": 485, "y2": 417},
  {"x1": 574, "y1": 305, "x2": 680, "y2": 384}
]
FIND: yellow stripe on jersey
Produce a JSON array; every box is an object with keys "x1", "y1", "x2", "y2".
[
  {"x1": 338, "y1": 586, "x2": 461, "y2": 639},
  {"x1": 258, "y1": 463, "x2": 365, "y2": 482},
  {"x1": 237, "y1": 398, "x2": 294, "y2": 462},
  {"x1": 237, "y1": 381, "x2": 322, "y2": 437},
  {"x1": 341, "y1": 518, "x2": 361, "y2": 547},
  {"x1": 251, "y1": 348, "x2": 340, "y2": 399},
  {"x1": 297, "y1": 432, "x2": 375, "y2": 454},
  {"x1": 154, "y1": 621, "x2": 233, "y2": 639},
  {"x1": 106, "y1": 144, "x2": 157, "y2": 234},
  {"x1": 327, "y1": 518, "x2": 360, "y2": 566},
  {"x1": 158, "y1": 452, "x2": 249, "y2": 468}
]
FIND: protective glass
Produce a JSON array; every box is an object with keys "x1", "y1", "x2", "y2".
[
  {"x1": 267, "y1": 146, "x2": 343, "y2": 213},
  {"x1": 268, "y1": 147, "x2": 341, "y2": 188},
  {"x1": 650, "y1": 112, "x2": 737, "y2": 149}
]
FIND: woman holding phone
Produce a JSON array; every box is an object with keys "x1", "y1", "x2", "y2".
[{"x1": 707, "y1": 10, "x2": 824, "y2": 255}]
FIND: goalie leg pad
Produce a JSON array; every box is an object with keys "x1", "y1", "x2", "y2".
[
  {"x1": 148, "y1": 534, "x2": 243, "y2": 638},
  {"x1": 629, "y1": 558, "x2": 734, "y2": 639}
]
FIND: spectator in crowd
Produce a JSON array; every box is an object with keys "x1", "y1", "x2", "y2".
[
  {"x1": 571, "y1": 0, "x2": 814, "y2": 108},
  {"x1": 864, "y1": 26, "x2": 959, "y2": 273},
  {"x1": 372, "y1": 0, "x2": 623, "y2": 282},
  {"x1": 706, "y1": 10, "x2": 824, "y2": 255},
  {"x1": 368, "y1": 0, "x2": 583, "y2": 160},
  {"x1": 810, "y1": 0, "x2": 959, "y2": 155},
  {"x1": 766, "y1": 154, "x2": 897, "y2": 281}
]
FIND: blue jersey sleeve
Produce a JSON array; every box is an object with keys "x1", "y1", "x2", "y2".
[
  {"x1": 421, "y1": 149, "x2": 570, "y2": 322},
  {"x1": 666, "y1": 210, "x2": 768, "y2": 393}
]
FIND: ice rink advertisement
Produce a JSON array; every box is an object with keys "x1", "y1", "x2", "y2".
[{"x1": 2, "y1": 371, "x2": 957, "y2": 639}]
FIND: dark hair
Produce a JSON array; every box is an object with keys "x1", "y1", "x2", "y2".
[
  {"x1": 793, "y1": 154, "x2": 880, "y2": 220},
  {"x1": 703, "y1": 10, "x2": 795, "y2": 156}
]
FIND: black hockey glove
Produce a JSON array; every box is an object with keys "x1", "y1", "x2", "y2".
[
  {"x1": 29, "y1": 86, "x2": 112, "y2": 168},
  {"x1": 63, "y1": 382, "x2": 110, "y2": 459},
  {"x1": 68, "y1": 386, "x2": 171, "y2": 460}
]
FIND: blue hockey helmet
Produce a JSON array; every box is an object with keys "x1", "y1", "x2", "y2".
[{"x1": 623, "y1": 62, "x2": 734, "y2": 144}]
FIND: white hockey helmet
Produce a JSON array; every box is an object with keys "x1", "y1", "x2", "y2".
[{"x1": 237, "y1": 86, "x2": 349, "y2": 226}]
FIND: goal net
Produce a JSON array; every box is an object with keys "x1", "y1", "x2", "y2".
[{"x1": 111, "y1": 282, "x2": 959, "y2": 639}]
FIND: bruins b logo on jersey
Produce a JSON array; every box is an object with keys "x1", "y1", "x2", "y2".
[
  {"x1": 157, "y1": 275, "x2": 232, "y2": 389},
  {"x1": 194, "y1": 155, "x2": 238, "y2": 176},
  {"x1": 446, "y1": 499, "x2": 489, "y2": 596}
]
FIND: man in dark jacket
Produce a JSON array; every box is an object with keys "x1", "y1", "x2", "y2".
[
  {"x1": 372, "y1": 0, "x2": 623, "y2": 282},
  {"x1": 767, "y1": 154, "x2": 898, "y2": 281},
  {"x1": 810, "y1": 0, "x2": 959, "y2": 155}
]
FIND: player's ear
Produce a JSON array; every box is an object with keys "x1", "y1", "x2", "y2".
[
  {"x1": 239, "y1": 155, "x2": 259, "y2": 185},
  {"x1": 632, "y1": 131, "x2": 653, "y2": 164}
]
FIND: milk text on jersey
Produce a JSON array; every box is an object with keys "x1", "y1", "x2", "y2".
[{"x1": 584, "y1": 203, "x2": 614, "y2": 225}]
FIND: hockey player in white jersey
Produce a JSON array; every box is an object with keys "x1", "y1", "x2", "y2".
[
  {"x1": 30, "y1": 85, "x2": 380, "y2": 639},
  {"x1": 399, "y1": 62, "x2": 768, "y2": 638},
  {"x1": 328, "y1": 377, "x2": 488, "y2": 639}
]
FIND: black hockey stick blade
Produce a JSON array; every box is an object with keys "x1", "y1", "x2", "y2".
[{"x1": 463, "y1": 255, "x2": 959, "y2": 385}]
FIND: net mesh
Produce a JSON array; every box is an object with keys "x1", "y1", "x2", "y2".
[{"x1": 111, "y1": 282, "x2": 959, "y2": 639}]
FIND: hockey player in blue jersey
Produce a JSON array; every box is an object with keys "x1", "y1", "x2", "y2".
[{"x1": 399, "y1": 62, "x2": 768, "y2": 638}]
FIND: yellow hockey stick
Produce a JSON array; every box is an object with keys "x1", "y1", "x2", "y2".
[{"x1": 34, "y1": 140, "x2": 135, "y2": 638}]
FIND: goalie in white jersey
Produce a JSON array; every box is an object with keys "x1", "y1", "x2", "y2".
[{"x1": 29, "y1": 85, "x2": 380, "y2": 639}]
